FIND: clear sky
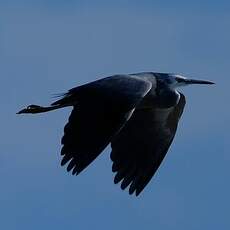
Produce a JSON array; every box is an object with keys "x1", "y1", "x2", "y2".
[{"x1": 0, "y1": 1, "x2": 229, "y2": 230}]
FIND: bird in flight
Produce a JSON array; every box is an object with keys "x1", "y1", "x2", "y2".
[{"x1": 17, "y1": 72, "x2": 214, "y2": 196}]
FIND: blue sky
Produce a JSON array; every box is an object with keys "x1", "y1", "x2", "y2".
[{"x1": 0, "y1": 1, "x2": 229, "y2": 230}]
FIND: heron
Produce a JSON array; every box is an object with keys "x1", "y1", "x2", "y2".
[{"x1": 17, "y1": 72, "x2": 214, "y2": 196}]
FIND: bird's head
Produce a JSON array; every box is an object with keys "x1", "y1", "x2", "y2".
[{"x1": 156, "y1": 73, "x2": 215, "y2": 89}]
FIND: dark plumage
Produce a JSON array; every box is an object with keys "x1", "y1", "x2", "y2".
[{"x1": 17, "y1": 72, "x2": 214, "y2": 196}]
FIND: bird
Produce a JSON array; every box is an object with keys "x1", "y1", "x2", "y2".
[{"x1": 17, "y1": 72, "x2": 214, "y2": 196}]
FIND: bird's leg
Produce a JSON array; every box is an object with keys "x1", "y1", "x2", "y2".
[{"x1": 17, "y1": 104, "x2": 63, "y2": 114}]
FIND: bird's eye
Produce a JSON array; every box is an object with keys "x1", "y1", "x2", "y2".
[{"x1": 176, "y1": 77, "x2": 184, "y2": 83}]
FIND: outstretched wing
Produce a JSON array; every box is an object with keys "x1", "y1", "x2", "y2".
[
  {"x1": 110, "y1": 93, "x2": 186, "y2": 196},
  {"x1": 57, "y1": 75, "x2": 152, "y2": 175}
]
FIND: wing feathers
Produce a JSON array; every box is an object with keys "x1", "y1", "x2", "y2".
[
  {"x1": 111, "y1": 93, "x2": 186, "y2": 196},
  {"x1": 59, "y1": 75, "x2": 152, "y2": 175}
]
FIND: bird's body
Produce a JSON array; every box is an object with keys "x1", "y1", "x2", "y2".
[{"x1": 18, "y1": 72, "x2": 214, "y2": 196}]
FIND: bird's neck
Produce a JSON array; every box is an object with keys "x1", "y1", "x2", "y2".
[{"x1": 155, "y1": 88, "x2": 180, "y2": 108}]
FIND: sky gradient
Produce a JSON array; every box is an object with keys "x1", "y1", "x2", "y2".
[{"x1": 0, "y1": 1, "x2": 229, "y2": 230}]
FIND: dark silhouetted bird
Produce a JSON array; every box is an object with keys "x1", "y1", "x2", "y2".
[{"x1": 17, "y1": 72, "x2": 214, "y2": 196}]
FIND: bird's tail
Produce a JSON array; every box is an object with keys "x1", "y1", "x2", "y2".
[{"x1": 50, "y1": 92, "x2": 73, "y2": 106}]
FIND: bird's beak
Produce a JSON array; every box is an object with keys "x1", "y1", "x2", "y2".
[{"x1": 185, "y1": 79, "x2": 215, "y2": 85}]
